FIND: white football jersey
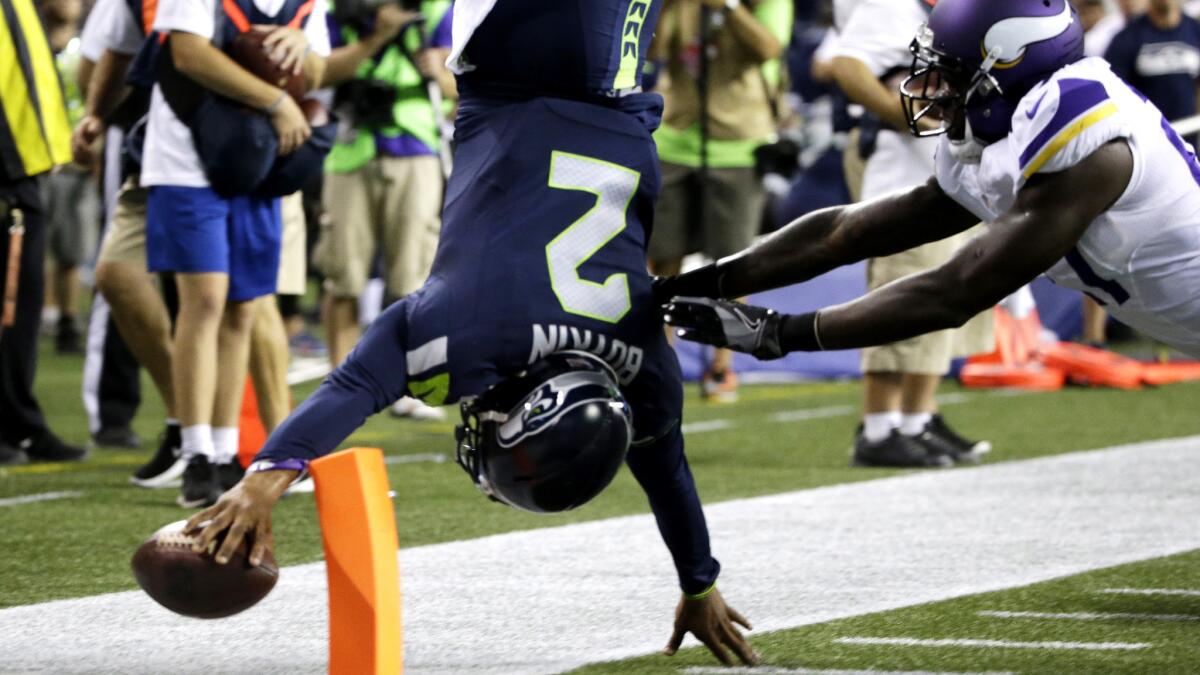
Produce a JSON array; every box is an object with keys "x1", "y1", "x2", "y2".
[{"x1": 937, "y1": 57, "x2": 1200, "y2": 357}]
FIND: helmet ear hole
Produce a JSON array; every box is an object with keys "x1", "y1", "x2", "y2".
[{"x1": 454, "y1": 351, "x2": 633, "y2": 514}]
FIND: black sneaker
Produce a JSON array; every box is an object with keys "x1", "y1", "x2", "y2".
[
  {"x1": 922, "y1": 414, "x2": 991, "y2": 464},
  {"x1": 217, "y1": 461, "x2": 245, "y2": 492},
  {"x1": 852, "y1": 427, "x2": 951, "y2": 468},
  {"x1": 0, "y1": 442, "x2": 27, "y2": 466},
  {"x1": 131, "y1": 425, "x2": 185, "y2": 488},
  {"x1": 22, "y1": 430, "x2": 88, "y2": 463},
  {"x1": 93, "y1": 426, "x2": 142, "y2": 449},
  {"x1": 55, "y1": 316, "x2": 81, "y2": 354},
  {"x1": 177, "y1": 456, "x2": 222, "y2": 508}
]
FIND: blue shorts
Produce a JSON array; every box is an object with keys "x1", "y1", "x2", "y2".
[{"x1": 145, "y1": 185, "x2": 281, "y2": 302}]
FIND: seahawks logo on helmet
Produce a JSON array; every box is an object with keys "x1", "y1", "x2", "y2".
[{"x1": 496, "y1": 370, "x2": 620, "y2": 449}]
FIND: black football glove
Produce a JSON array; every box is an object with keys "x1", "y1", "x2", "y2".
[{"x1": 663, "y1": 297, "x2": 785, "y2": 360}]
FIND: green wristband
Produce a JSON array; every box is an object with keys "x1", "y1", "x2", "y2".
[{"x1": 683, "y1": 582, "x2": 717, "y2": 601}]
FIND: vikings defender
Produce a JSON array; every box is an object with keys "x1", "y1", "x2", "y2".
[
  {"x1": 662, "y1": 0, "x2": 1200, "y2": 368},
  {"x1": 187, "y1": 0, "x2": 758, "y2": 665}
]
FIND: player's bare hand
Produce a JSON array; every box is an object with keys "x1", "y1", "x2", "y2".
[
  {"x1": 269, "y1": 94, "x2": 311, "y2": 155},
  {"x1": 663, "y1": 587, "x2": 759, "y2": 666},
  {"x1": 71, "y1": 115, "x2": 104, "y2": 164},
  {"x1": 259, "y1": 25, "x2": 310, "y2": 75},
  {"x1": 415, "y1": 48, "x2": 443, "y2": 79},
  {"x1": 185, "y1": 469, "x2": 296, "y2": 566},
  {"x1": 373, "y1": 4, "x2": 421, "y2": 43}
]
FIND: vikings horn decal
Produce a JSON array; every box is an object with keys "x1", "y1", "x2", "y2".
[{"x1": 982, "y1": 1, "x2": 1073, "y2": 68}]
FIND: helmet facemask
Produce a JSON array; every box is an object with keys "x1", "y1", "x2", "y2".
[{"x1": 901, "y1": 24, "x2": 1005, "y2": 142}]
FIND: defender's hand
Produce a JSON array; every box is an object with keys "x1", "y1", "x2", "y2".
[
  {"x1": 185, "y1": 469, "x2": 297, "y2": 566},
  {"x1": 269, "y1": 94, "x2": 311, "y2": 155},
  {"x1": 663, "y1": 587, "x2": 759, "y2": 666},
  {"x1": 664, "y1": 296, "x2": 785, "y2": 360},
  {"x1": 260, "y1": 25, "x2": 310, "y2": 75}
]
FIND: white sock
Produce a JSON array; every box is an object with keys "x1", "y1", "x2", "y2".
[
  {"x1": 181, "y1": 424, "x2": 214, "y2": 461},
  {"x1": 165, "y1": 418, "x2": 180, "y2": 427},
  {"x1": 211, "y1": 426, "x2": 240, "y2": 465},
  {"x1": 900, "y1": 412, "x2": 934, "y2": 436},
  {"x1": 862, "y1": 412, "x2": 901, "y2": 442}
]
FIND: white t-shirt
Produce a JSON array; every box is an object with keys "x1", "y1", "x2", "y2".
[
  {"x1": 79, "y1": 0, "x2": 143, "y2": 60},
  {"x1": 832, "y1": 0, "x2": 926, "y2": 76},
  {"x1": 140, "y1": 0, "x2": 331, "y2": 188}
]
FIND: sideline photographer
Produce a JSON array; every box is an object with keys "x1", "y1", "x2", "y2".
[{"x1": 315, "y1": 0, "x2": 454, "y2": 422}]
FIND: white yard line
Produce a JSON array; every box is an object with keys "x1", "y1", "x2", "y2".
[
  {"x1": 1101, "y1": 588, "x2": 1200, "y2": 597},
  {"x1": 770, "y1": 404, "x2": 856, "y2": 423},
  {"x1": 834, "y1": 637, "x2": 1151, "y2": 651},
  {"x1": 2, "y1": 435, "x2": 1200, "y2": 674},
  {"x1": 680, "y1": 419, "x2": 736, "y2": 434},
  {"x1": 686, "y1": 662, "x2": 1012, "y2": 667},
  {"x1": 0, "y1": 491, "x2": 83, "y2": 507},
  {"x1": 979, "y1": 609, "x2": 1200, "y2": 622},
  {"x1": 383, "y1": 453, "x2": 448, "y2": 465}
]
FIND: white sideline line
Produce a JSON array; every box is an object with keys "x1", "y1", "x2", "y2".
[
  {"x1": 0, "y1": 491, "x2": 83, "y2": 507},
  {"x1": 980, "y1": 609, "x2": 1200, "y2": 622},
  {"x1": 770, "y1": 404, "x2": 856, "y2": 423},
  {"x1": 686, "y1": 662, "x2": 1012, "y2": 667},
  {"x1": 4, "y1": 434, "x2": 1200, "y2": 674},
  {"x1": 384, "y1": 453, "x2": 447, "y2": 465},
  {"x1": 834, "y1": 637, "x2": 1152, "y2": 651},
  {"x1": 1101, "y1": 588, "x2": 1200, "y2": 597},
  {"x1": 681, "y1": 419, "x2": 735, "y2": 434}
]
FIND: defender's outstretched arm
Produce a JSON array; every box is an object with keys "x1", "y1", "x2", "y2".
[{"x1": 659, "y1": 177, "x2": 979, "y2": 301}]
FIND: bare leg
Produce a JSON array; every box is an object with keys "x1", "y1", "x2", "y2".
[
  {"x1": 56, "y1": 265, "x2": 80, "y2": 320},
  {"x1": 248, "y1": 296, "x2": 291, "y2": 433},
  {"x1": 862, "y1": 371, "x2": 903, "y2": 414},
  {"x1": 1082, "y1": 297, "x2": 1107, "y2": 345},
  {"x1": 211, "y1": 298, "x2": 257, "y2": 429},
  {"x1": 96, "y1": 260, "x2": 176, "y2": 416},
  {"x1": 899, "y1": 373, "x2": 940, "y2": 414},
  {"x1": 173, "y1": 272, "x2": 228, "y2": 428},
  {"x1": 322, "y1": 294, "x2": 360, "y2": 367}
]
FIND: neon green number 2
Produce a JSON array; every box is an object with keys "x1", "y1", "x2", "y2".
[{"x1": 545, "y1": 151, "x2": 640, "y2": 324}]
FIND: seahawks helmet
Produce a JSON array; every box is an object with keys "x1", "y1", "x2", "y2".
[
  {"x1": 901, "y1": 0, "x2": 1084, "y2": 143},
  {"x1": 454, "y1": 350, "x2": 632, "y2": 514}
]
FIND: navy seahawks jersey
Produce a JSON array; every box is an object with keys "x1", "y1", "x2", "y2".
[{"x1": 452, "y1": 0, "x2": 662, "y2": 99}]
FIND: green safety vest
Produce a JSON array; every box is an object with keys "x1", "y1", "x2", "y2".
[{"x1": 326, "y1": 0, "x2": 452, "y2": 174}]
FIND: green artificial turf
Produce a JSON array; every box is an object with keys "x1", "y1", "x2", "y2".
[{"x1": 3, "y1": 341, "x2": 1200, "y2": 614}]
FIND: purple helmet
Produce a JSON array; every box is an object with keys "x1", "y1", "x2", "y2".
[{"x1": 901, "y1": 0, "x2": 1084, "y2": 143}]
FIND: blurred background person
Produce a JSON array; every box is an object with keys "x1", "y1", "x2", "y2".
[
  {"x1": 831, "y1": 0, "x2": 992, "y2": 468},
  {"x1": 1088, "y1": 0, "x2": 1148, "y2": 56},
  {"x1": 0, "y1": 0, "x2": 88, "y2": 464},
  {"x1": 647, "y1": 0, "x2": 792, "y2": 402},
  {"x1": 1106, "y1": 0, "x2": 1200, "y2": 145},
  {"x1": 39, "y1": 0, "x2": 98, "y2": 355},
  {"x1": 315, "y1": 0, "x2": 454, "y2": 421}
]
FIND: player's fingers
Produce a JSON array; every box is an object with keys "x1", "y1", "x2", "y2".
[
  {"x1": 676, "y1": 328, "x2": 721, "y2": 347},
  {"x1": 249, "y1": 522, "x2": 271, "y2": 567},
  {"x1": 215, "y1": 521, "x2": 248, "y2": 565},
  {"x1": 728, "y1": 606, "x2": 753, "y2": 631},
  {"x1": 662, "y1": 624, "x2": 686, "y2": 656},
  {"x1": 697, "y1": 632, "x2": 733, "y2": 666},
  {"x1": 720, "y1": 622, "x2": 758, "y2": 666},
  {"x1": 191, "y1": 509, "x2": 232, "y2": 552}
]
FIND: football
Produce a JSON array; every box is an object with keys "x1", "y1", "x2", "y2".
[
  {"x1": 131, "y1": 520, "x2": 279, "y2": 619},
  {"x1": 229, "y1": 29, "x2": 308, "y2": 101}
]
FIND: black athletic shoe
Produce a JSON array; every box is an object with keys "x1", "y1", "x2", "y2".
[
  {"x1": 55, "y1": 316, "x2": 81, "y2": 354},
  {"x1": 22, "y1": 430, "x2": 88, "y2": 463},
  {"x1": 852, "y1": 427, "x2": 951, "y2": 468},
  {"x1": 922, "y1": 414, "x2": 991, "y2": 464},
  {"x1": 92, "y1": 426, "x2": 142, "y2": 449},
  {"x1": 131, "y1": 425, "x2": 185, "y2": 488},
  {"x1": 0, "y1": 442, "x2": 27, "y2": 466},
  {"x1": 217, "y1": 461, "x2": 245, "y2": 492},
  {"x1": 177, "y1": 456, "x2": 222, "y2": 508}
]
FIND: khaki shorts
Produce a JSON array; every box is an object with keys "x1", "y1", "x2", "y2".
[
  {"x1": 315, "y1": 154, "x2": 443, "y2": 299},
  {"x1": 276, "y1": 192, "x2": 306, "y2": 296},
  {"x1": 860, "y1": 227, "x2": 994, "y2": 375},
  {"x1": 96, "y1": 177, "x2": 148, "y2": 267},
  {"x1": 647, "y1": 162, "x2": 766, "y2": 262}
]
